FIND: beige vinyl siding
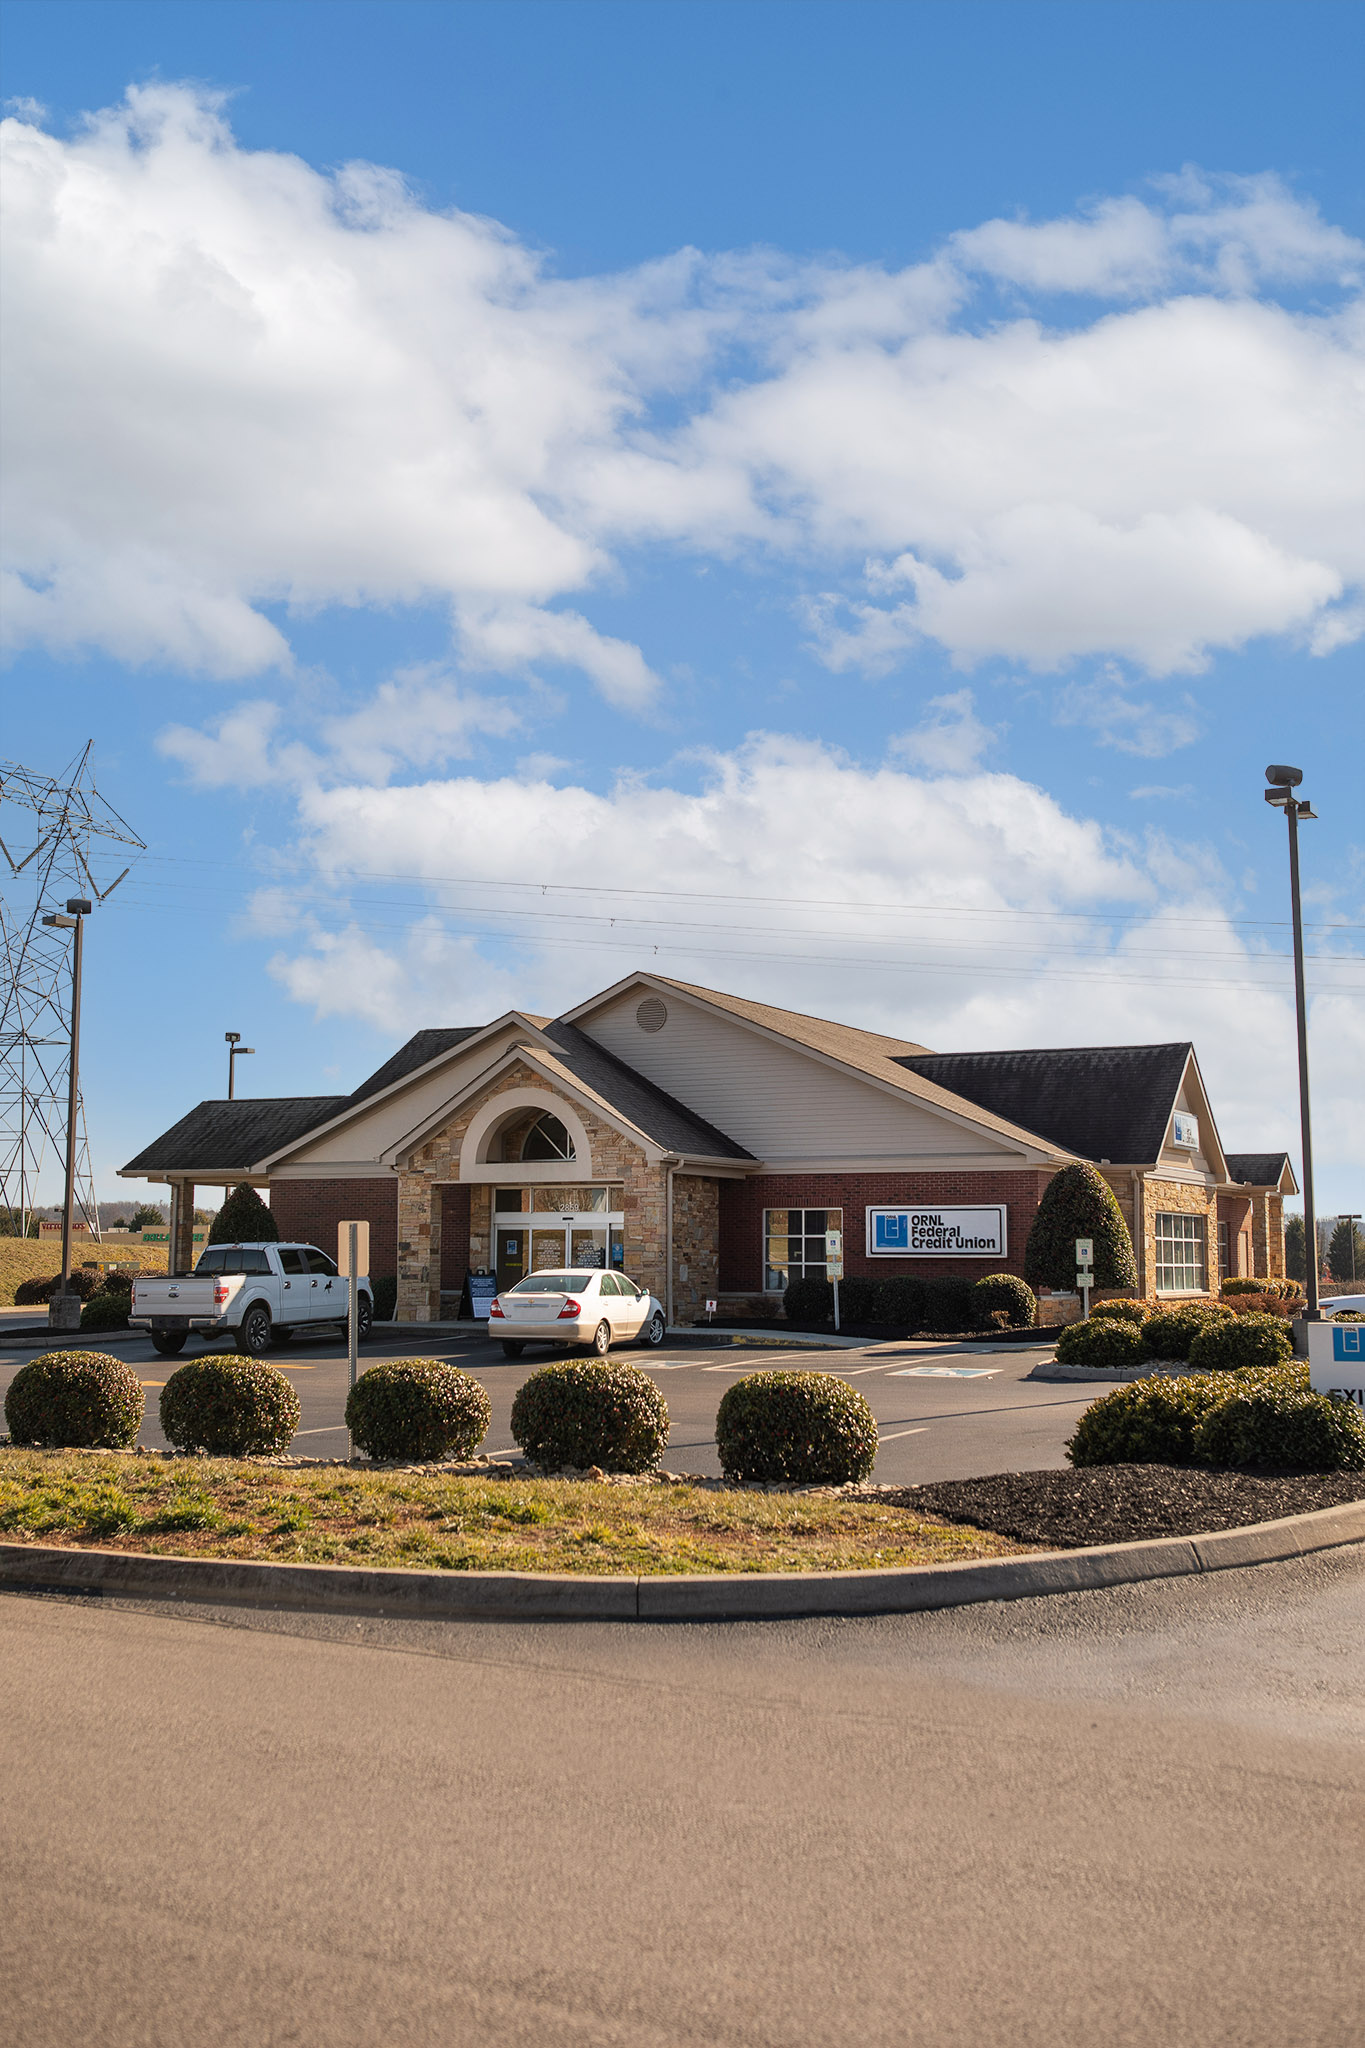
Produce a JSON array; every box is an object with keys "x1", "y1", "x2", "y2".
[
  {"x1": 579, "y1": 992, "x2": 1007, "y2": 1162},
  {"x1": 279, "y1": 1027, "x2": 534, "y2": 1167},
  {"x1": 1158, "y1": 1072, "x2": 1217, "y2": 1179}
]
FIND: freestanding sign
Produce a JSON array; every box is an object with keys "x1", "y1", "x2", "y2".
[
  {"x1": 338, "y1": 1219, "x2": 370, "y2": 1459},
  {"x1": 866, "y1": 1207, "x2": 1006, "y2": 1258},
  {"x1": 1075, "y1": 1237, "x2": 1094, "y2": 1320},
  {"x1": 825, "y1": 1228, "x2": 844, "y2": 1330},
  {"x1": 1309, "y1": 1321, "x2": 1365, "y2": 1412}
]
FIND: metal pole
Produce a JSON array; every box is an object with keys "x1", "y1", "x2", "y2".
[
  {"x1": 347, "y1": 1220, "x2": 359, "y2": 1460},
  {"x1": 1285, "y1": 800, "x2": 1319, "y2": 1320},
  {"x1": 59, "y1": 911, "x2": 84, "y2": 1297},
  {"x1": 228, "y1": 1045, "x2": 235, "y2": 1099}
]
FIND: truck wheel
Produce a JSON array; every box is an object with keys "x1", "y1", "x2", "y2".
[
  {"x1": 150, "y1": 1332, "x2": 186, "y2": 1357},
  {"x1": 348, "y1": 1296, "x2": 374, "y2": 1346},
  {"x1": 500, "y1": 1341, "x2": 525, "y2": 1359},
  {"x1": 236, "y1": 1304, "x2": 273, "y2": 1356}
]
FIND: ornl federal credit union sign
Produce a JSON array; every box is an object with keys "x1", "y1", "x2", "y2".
[{"x1": 866, "y1": 1206, "x2": 1007, "y2": 1259}]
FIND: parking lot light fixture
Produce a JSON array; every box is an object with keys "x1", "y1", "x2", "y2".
[
  {"x1": 225, "y1": 1031, "x2": 255, "y2": 1100},
  {"x1": 1264, "y1": 765, "x2": 1320, "y2": 1321}
]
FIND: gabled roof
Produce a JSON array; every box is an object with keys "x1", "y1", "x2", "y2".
[
  {"x1": 540, "y1": 1022, "x2": 751, "y2": 1160},
  {"x1": 121, "y1": 1097, "x2": 350, "y2": 1177},
  {"x1": 1225, "y1": 1151, "x2": 1297, "y2": 1192},
  {"x1": 897, "y1": 1044, "x2": 1194, "y2": 1166},
  {"x1": 567, "y1": 972, "x2": 1077, "y2": 1161},
  {"x1": 347, "y1": 1028, "x2": 486, "y2": 1105}
]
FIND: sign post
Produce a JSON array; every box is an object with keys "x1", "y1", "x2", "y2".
[
  {"x1": 826, "y1": 1229, "x2": 844, "y2": 1333},
  {"x1": 705, "y1": 1297, "x2": 717, "y2": 1326},
  {"x1": 1075, "y1": 1237, "x2": 1094, "y2": 1320},
  {"x1": 339, "y1": 1220, "x2": 370, "y2": 1459}
]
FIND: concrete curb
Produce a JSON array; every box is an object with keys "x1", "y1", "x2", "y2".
[{"x1": 2, "y1": 1498, "x2": 1362, "y2": 1623}]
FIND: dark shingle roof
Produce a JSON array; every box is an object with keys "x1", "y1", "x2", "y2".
[
  {"x1": 121, "y1": 1097, "x2": 350, "y2": 1176},
  {"x1": 897, "y1": 1044, "x2": 1193, "y2": 1165},
  {"x1": 540, "y1": 1021, "x2": 752, "y2": 1159},
  {"x1": 347, "y1": 1028, "x2": 485, "y2": 1105},
  {"x1": 1225, "y1": 1151, "x2": 1292, "y2": 1187}
]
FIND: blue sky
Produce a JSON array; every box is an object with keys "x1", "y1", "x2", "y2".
[{"x1": 1, "y1": 0, "x2": 1361, "y2": 1212}]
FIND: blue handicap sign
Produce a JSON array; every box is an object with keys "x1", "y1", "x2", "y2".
[
  {"x1": 1334, "y1": 1326, "x2": 1364, "y2": 1361},
  {"x1": 874, "y1": 1211, "x2": 909, "y2": 1251}
]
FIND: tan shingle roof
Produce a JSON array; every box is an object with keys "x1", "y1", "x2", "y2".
[{"x1": 650, "y1": 976, "x2": 1078, "y2": 1160}]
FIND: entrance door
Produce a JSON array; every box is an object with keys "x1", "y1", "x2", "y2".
[
  {"x1": 496, "y1": 1229, "x2": 528, "y2": 1292},
  {"x1": 531, "y1": 1227, "x2": 568, "y2": 1272}
]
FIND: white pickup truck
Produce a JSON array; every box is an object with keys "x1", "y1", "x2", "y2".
[{"x1": 129, "y1": 1242, "x2": 374, "y2": 1359}]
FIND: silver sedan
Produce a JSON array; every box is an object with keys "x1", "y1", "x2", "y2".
[{"x1": 489, "y1": 1269, "x2": 666, "y2": 1359}]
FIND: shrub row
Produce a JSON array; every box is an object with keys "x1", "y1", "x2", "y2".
[
  {"x1": 1067, "y1": 1363, "x2": 1365, "y2": 1473},
  {"x1": 1055, "y1": 1303, "x2": 1295, "y2": 1372},
  {"x1": 783, "y1": 1271, "x2": 1036, "y2": 1334}
]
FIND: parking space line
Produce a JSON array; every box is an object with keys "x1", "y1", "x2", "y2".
[
  {"x1": 876, "y1": 1427, "x2": 929, "y2": 1443},
  {"x1": 886, "y1": 1366, "x2": 1002, "y2": 1379}
]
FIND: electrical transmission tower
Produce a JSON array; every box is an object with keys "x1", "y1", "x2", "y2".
[{"x1": 0, "y1": 746, "x2": 145, "y2": 1238}]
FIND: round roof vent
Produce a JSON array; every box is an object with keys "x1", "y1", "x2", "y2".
[{"x1": 636, "y1": 996, "x2": 668, "y2": 1033}]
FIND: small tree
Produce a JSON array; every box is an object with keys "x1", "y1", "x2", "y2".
[
  {"x1": 208, "y1": 1183, "x2": 279, "y2": 1244},
  {"x1": 128, "y1": 1202, "x2": 164, "y2": 1233},
  {"x1": 1024, "y1": 1163, "x2": 1137, "y2": 1292},
  {"x1": 1328, "y1": 1215, "x2": 1364, "y2": 1284},
  {"x1": 1284, "y1": 1213, "x2": 1306, "y2": 1281}
]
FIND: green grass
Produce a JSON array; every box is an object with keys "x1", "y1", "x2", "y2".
[{"x1": 0, "y1": 1447, "x2": 1030, "y2": 1575}]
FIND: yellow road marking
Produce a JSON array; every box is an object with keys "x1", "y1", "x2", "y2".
[{"x1": 139, "y1": 1381, "x2": 165, "y2": 1387}]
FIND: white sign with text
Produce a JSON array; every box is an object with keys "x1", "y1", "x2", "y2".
[{"x1": 866, "y1": 1206, "x2": 1007, "y2": 1259}]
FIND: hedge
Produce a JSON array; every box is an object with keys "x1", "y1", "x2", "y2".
[
  {"x1": 782, "y1": 1273, "x2": 981, "y2": 1333},
  {"x1": 1089, "y1": 1299, "x2": 1146, "y2": 1325},
  {"x1": 1053, "y1": 1317, "x2": 1147, "y2": 1368},
  {"x1": 1187, "y1": 1312, "x2": 1294, "y2": 1373},
  {"x1": 13, "y1": 1267, "x2": 103, "y2": 1306},
  {"x1": 1140, "y1": 1303, "x2": 1231, "y2": 1362},
  {"x1": 80, "y1": 1287, "x2": 131, "y2": 1332},
  {"x1": 971, "y1": 1273, "x2": 1036, "y2": 1330},
  {"x1": 715, "y1": 1370, "x2": 879, "y2": 1485},
  {"x1": 371, "y1": 1275, "x2": 398, "y2": 1321},
  {"x1": 160, "y1": 1358, "x2": 301, "y2": 1457},
  {"x1": 1194, "y1": 1387, "x2": 1365, "y2": 1472},
  {"x1": 4, "y1": 1350, "x2": 144, "y2": 1449},
  {"x1": 1024, "y1": 1163, "x2": 1137, "y2": 1292},
  {"x1": 346, "y1": 1360, "x2": 490, "y2": 1462},
  {"x1": 510, "y1": 1360, "x2": 669, "y2": 1473},
  {"x1": 1066, "y1": 1373, "x2": 1233, "y2": 1467}
]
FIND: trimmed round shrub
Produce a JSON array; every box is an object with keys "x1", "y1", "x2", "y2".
[
  {"x1": 208, "y1": 1183, "x2": 279, "y2": 1245},
  {"x1": 13, "y1": 1267, "x2": 102, "y2": 1306},
  {"x1": 510, "y1": 1360, "x2": 669, "y2": 1473},
  {"x1": 1194, "y1": 1387, "x2": 1365, "y2": 1472},
  {"x1": 1089, "y1": 1299, "x2": 1146, "y2": 1325},
  {"x1": 1066, "y1": 1373, "x2": 1231, "y2": 1467},
  {"x1": 80, "y1": 1288, "x2": 131, "y2": 1332},
  {"x1": 346, "y1": 1360, "x2": 490, "y2": 1462},
  {"x1": 5, "y1": 1350, "x2": 143, "y2": 1448},
  {"x1": 972, "y1": 1273, "x2": 1036, "y2": 1331},
  {"x1": 714, "y1": 1370, "x2": 878, "y2": 1484},
  {"x1": 160, "y1": 1358, "x2": 300, "y2": 1457},
  {"x1": 1024, "y1": 1163, "x2": 1137, "y2": 1292},
  {"x1": 1332, "y1": 1310, "x2": 1364, "y2": 1323},
  {"x1": 1053, "y1": 1317, "x2": 1147, "y2": 1368},
  {"x1": 1220, "y1": 1277, "x2": 1265, "y2": 1297},
  {"x1": 1188, "y1": 1311, "x2": 1293, "y2": 1373},
  {"x1": 370, "y1": 1275, "x2": 398, "y2": 1321},
  {"x1": 1140, "y1": 1302, "x2": 1230, "y2": 1362}
]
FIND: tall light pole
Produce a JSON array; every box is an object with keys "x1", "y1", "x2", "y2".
[
  {"x1": 40, "y1": 896, "x2": 92, "y2": 1327},
  {"x1": 225, "y1": 1031, "x2": 255, "y2": 1099},
  {"x1": 1264, "y1": 765, "x2": 1320, "y2": 1321}
]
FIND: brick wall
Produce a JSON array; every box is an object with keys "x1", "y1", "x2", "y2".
[
  {"x1": 440, "y1": 1184, "x2": 471, "y2": 1292},
  {"x1": 268, "y1": 1177, "x2": 398, "y2": 1276},
  {"x1": 719, "y1": 1169, "x2": 1056, "y2": 1294},
  {"x1": 673, "y1": 1175, "x2": 720, "y2": 1323}
]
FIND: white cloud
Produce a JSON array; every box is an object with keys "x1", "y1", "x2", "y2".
[
  {"x1": 889, "y1": 690, "x2": 998, "y2": 773},
  {"x1": 2, "y1": 87, "x2": 1361, "y2": 693},
  {"x1": 1053, "y1": 673, "x2": 1201, "y2": 758},
  {"x1": 238, "y1": 733, "x2": 1362, "y2": 1183}
]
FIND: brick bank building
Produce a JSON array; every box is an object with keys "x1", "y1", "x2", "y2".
[{"x1": 122, "y1": 974, "x2": 1296, "y2": 1322}]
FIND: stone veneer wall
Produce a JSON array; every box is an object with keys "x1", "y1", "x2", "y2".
[
  {"x1": 672, "y1": 1175, "x2": 720, "y2": 1324},
  {"x1": 1251, "y1": 1191, "x2": 1286, "y2": 1279},
  {"x1": 395, "y1": 1060, "x2": 666, "y2": 1319}
]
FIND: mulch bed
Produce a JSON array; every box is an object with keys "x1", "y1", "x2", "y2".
[{"x1": 874, "y1": 1465, "x2": 1365, "y2": 1549}]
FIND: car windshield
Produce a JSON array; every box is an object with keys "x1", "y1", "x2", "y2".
[{"x1": 507, "y1": 1272, "x2": 596, "y2": 1293}]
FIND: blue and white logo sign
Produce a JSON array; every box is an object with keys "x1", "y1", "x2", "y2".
[
  {"x1": 1308, "y1": 1321, "x2": 1365, "y2": 1409},
  {"x1": 866, "y1": 1206, "x2": 1007, "y2": 1259}
]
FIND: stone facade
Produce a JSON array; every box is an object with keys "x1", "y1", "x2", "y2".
[
  {"x1": 672, "y1": 1174, "x2": 721, "y2": 1324},
  {"x1": 1142, "y1": 1176, "x2": 1218, "y2": 1297},
  {"x1": 394, "y1": 1060, "x2": 669, "y2": 1320}
]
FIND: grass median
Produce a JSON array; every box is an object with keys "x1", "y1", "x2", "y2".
[{"x1": 0, "y1": 1447, "x2": 1030, "y2": 1575}]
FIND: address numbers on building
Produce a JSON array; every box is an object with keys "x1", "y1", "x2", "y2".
[{"x1": 866, "y1": 1206, "x2": 1007, "y2": 1258}]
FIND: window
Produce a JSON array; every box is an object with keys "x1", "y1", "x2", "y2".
[
  {"x1": 494, "y1": 1188, "x2": 526, "y2": 1212},
  {"x1": 1155, "y1": 1212, "x2": 1206, "y2": 1294},
  {"x1": 303, "y1": 1247, "x2": 338, "y2": 1276},
  {"x1": 508, "y1": 1271, "x2": 596, "y2": 1293},
  {"x1": 195, "y1": 1247, "x2": 271, "y2": 1275},
  {"x1": 521, "y1": 1114, "x2": 576, "y2": 1161},
  {"x1": 277, "y1": 1249, "x2": 309, "y2": 1276},
  {"x1": 1217, "y1": 1221, "x2": 1230, "y2": 1280},
  {"x1": 764, "y1": 1208, "x2": 842, "y2": 1292}
]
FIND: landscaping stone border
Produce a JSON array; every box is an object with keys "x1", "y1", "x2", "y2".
[{"x1": 2, "y1": 1498, "x2": 1361, "y2": 1623}]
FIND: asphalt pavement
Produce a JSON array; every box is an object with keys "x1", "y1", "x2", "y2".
[
  {"x1": 0, "y1": 1323, "x2": 1092, "y2": 1482},
  {"x1": 2, "y1": 1545, "x2": 1361, "y2": 2048}
]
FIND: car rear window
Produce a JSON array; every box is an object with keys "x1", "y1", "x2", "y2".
[
  {"x1": 507, "y1": 1272, "x2": 595, "y2": 1293},
  {"x1": 195, "y1": 1247, "x2": 271, "y2": 1275}
]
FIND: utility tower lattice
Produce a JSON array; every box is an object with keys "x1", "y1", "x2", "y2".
[{"x1": 0, "y1": 747, "x2": 145, "y2": 1238}]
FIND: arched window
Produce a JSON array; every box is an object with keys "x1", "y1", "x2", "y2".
[{"x1": 520, "y1": 1113, "x2": 576, "y2": 1161}]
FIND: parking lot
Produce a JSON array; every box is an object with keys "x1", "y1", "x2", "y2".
[{"x1": 0, "y1": 1322, "x2": 1093, "y2": 1482}]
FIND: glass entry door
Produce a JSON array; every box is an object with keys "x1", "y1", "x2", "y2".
[{"x1": 494, "y1": 1185, "x2": 625, "y2": 1280}]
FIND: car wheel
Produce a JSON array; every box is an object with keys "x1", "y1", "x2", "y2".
[
  {"x1": 236, "y1": 1304, "x2": 273, "y2": 1356},
  {"x1": 642, "y1": 1310, "x2": 665, "y2": 1347},
  {"x1": 150, "y1": 1332, "x2": 186, "y2": 1357},
  {"x1": 591, "y1": 1320, "x2": 612, "y2": 1356},
  {"x1": 501, "y1": 1341, "x2": 525, "y2": 1359}
]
